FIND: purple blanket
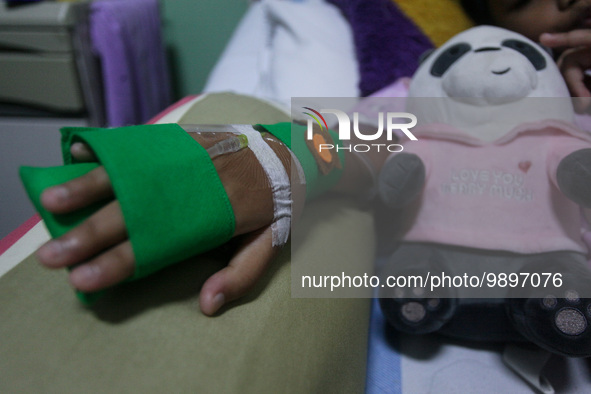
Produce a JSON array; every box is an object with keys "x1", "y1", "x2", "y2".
[
  {"x1": 91, "y1": 0, "x2": 172, "y2": 126},
  {"x1": 327, "y1": 0, "x2": 433, "y2": 97}
]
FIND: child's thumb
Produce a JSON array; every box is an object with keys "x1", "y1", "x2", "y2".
[{"x1": 199, "y1": 226, "x2": 278, "y2": 316}]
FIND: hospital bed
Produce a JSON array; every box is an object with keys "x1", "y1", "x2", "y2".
[{"x1": 1, "y1": 1, "x2": 590, "y2": 392}]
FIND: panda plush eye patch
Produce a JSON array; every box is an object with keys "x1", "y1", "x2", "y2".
[
  {"x1": 501, "y1": 39, "x2": 547, "y2": 71},
  {"x1": 430, "y1": 43, "x2": 472, "y2": 77},
  {"x1": 430, "y1": 39, "x2": 546, "y2": 77}
]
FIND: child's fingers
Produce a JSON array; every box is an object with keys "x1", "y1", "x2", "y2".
[
  {"x1": 540, "y1": 30, "x2": 591, "y2": 49},
  {"x1": 70, "y1": 142, "x2": 97, "y2": 162},
  {"x1": 199, "y1": 226, "x2": 277, "y2": 316},
  {"x1": 37, "y1": 201, "x2": 127, "y2": 269},
  {"x1": 558, "y1": 48, "x2": 591, "y2": 98},
  {"x1": 68, "y1": 240, "x2": 135, "y2": 292},
  {"x1": 40, "y1": 166, "x2": 114, "y2": 214}
]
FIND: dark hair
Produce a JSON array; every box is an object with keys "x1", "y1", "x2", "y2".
[{"x1": 460, "y1": 0, "x2": 493, "y2": 25}]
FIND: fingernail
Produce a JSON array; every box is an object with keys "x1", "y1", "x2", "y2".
[
  {"x1": 38, "y1": 240, "x2": 64, "y2": 262},
  {"x1": 70, "y1": 143, "x2": 82, "y2": 156},
  {"x1": 71, "y1": 264, "x2": 100, "y2": 285},
  {"x1": 46, "y1": 186, "x2": 69, "y2": 203},
  {"x1": 212, "y1": 293, "x2": 225, "y2": 312},
  {"x1": 540, "y1": 33, "x2": 555, "y2": 40},
  {"x1": 71, "y1": 142, "x2": 83, "y2": 151}
]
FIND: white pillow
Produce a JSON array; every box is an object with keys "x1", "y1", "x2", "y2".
[
  {"x1": 202, "y1": 2, "x2": 268, "y2": 96},
  {"x1": 204, "y1": 0, "x2": 359, "y2": 108}
]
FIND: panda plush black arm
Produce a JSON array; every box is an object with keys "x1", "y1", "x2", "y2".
[
  {"x1": 377, "y1": 153, "x2": 426, "y2": 209},
  {"x1": 557, "y1": 148, "x2": 591, "y2": 209}
]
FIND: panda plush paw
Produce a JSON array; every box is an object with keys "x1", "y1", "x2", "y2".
[
  {"x1": 378, "y1": 255, "x2": 457, "y2": 335},
  {"x1": 506, "y1": 258, "x2": 591, "y2": 357},
  {"x1": 379, "y1": 290, "x2": 457, "y2": 335},
  {"x1": 507, "y1": 293, "x2": 591, "y2": 357}
]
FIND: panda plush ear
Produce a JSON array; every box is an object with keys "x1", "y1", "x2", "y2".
[{"x1": 418, "y1": 49, "x2": 436, "y2": 65}]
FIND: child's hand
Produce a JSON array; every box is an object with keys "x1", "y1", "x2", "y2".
[
  {"x1": 36, "y1": 132, "x2": 302, "y2": 316},
  {"x1": 540, "y1": 30, "x2": 591, "y2": 112}
]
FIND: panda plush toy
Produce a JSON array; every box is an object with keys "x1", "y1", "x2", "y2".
[{"x1": 377, "y1": 26, "x2": 591, "y2": 358}]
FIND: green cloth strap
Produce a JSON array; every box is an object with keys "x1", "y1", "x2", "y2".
[
  {"x1": 20, "y1": 163, "x2": 103, "y2": 238},
  {"x1": 21, "y1": 123, "x2": 235, "y2": 285},
  {"x1": 258, "y1": 122, "x2": 345, "y2": 199}
]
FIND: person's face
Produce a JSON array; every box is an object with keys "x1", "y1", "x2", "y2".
[{"x1": 488, "y1": 0, "x2": 591, "y2": 42}]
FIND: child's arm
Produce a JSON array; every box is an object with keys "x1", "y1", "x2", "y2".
[{"x1": 540, "y1": 29, "x2": 591, "y2": 112}]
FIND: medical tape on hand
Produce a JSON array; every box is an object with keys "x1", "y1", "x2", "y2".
[
  {"x1": 261, "y1": 130, "x2": 306, "y2": 187},
  {"x1": 231, "y1": 125, "x2": 291, "y2": 247}
]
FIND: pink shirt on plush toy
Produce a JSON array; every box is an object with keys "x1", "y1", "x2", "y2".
[{"x1": 400, "y1": 120, "x2": 591, "y2": 254}]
